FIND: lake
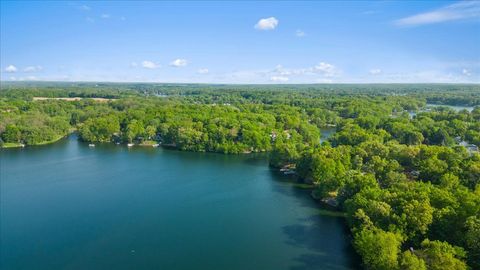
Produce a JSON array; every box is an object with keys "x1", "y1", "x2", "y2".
[
  {"x1": 0, "y1": 135, "x2": 357, "y2": 270},
  {"x1": 426, "y1": 104, "x2": 475, "y2": 112},
  {"x1": 320, "y1": 127, "x2": 337, "y2": 143},
  {"x1": 409, "y1": 104, "x2": 476, "y2": 118}
]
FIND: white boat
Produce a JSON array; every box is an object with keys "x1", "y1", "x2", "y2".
[
  {"x1": 88, "y1": 144, "x2": 95, "y2": 147},
  {"x1": 127, "y1": 143, "x2": 134, "y2": 147},
  {"x1": 152, "y1": 144, "x2": 159, "y2": 147}
]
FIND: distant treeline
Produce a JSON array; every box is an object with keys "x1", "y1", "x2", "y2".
[{"x1": 1, "y1": 82, "x2": 479, "y2": 105}]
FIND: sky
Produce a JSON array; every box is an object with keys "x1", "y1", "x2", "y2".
[{"x1": 1, "y1": 1, "x2": 479, "y2": 84}]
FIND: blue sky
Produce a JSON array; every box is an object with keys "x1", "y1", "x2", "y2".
[{"x1": 1, "y1": 1, "x2": 479, "y2": 83}]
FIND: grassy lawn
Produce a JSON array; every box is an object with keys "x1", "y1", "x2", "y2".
[
  {"x1": 1, "y1": 142, "x2": 24, "y2": 148},
  {"x1": 1, "y1": 134, "x2": 67, "y2": 148},
  {"x1": 138, "y1": 140, "x2": 158, "y2": 146}
]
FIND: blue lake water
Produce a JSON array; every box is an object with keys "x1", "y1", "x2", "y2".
[
  {"x1": 0, "y1": 135, "x2": 357, "y2": 270},
  {"x1": 426, "y1": 104, "x2": 475, "y2": 112}
]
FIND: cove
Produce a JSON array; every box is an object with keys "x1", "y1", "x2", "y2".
[{"x1": 0, "y1": 135, "x2": 358, "y2": 270}]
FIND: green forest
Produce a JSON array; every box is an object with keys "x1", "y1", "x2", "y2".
[{"x1": 1, "y1": 83, "x2": 479, "y2": 270}]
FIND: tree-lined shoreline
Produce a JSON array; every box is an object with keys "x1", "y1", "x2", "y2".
[{"x1": 1, "y1": 83, "x2": 479, "y2": 270}]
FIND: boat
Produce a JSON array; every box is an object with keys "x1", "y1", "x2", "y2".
[
  {"x1": 152, "y1": 144, "x2": 159, "y2": 147},
  {"x1": 127, "y1": 143, "x2": 134, "y2": 147},
  {"x1": 88, "y1": 144, "x2": 95, "y2": 147}
]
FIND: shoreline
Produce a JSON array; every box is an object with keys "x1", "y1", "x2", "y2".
[{"x1": 1, "y1": 130, "x2": 75, "y2": 149}]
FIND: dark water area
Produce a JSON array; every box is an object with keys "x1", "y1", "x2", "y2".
[
  {"x1": 320, "y1": 127, "x2": 337, "y2": 143},
  {"x1": 1, "y1": 135, "x2": 358, "y2": 270}
]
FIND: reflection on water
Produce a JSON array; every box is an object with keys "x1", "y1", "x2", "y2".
[{"x1": 1, "y1": 135, "x2": 358, "y2": 270}]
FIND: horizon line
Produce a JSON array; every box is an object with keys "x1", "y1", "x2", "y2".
[{"x1": 1, "y1": 80, "x2": 479, "y2": 86}]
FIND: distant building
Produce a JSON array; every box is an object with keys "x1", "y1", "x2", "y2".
[{"x1": 459, "y1": 140, "x2": 479, "y2": 153}]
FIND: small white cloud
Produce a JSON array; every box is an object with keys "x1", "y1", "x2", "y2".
[
  {"x1": 170, "y1": 59, "x2": 188, "y2": 67},
  {"x1": 270, "y1": 62, "x2": 339, "y2": 79},
  {"x1": 142, "y1": 61, "x2": 160, "y2": 69},
  {"x1": 101, "y1": 14, "x2": 111, "y2": 19},
  {"x1": 312, "y1": 62, "x2": 337, "y2": 77},
  {"x1": 130, "y1": 62, "x2": 138, "y2": 67},
  {"x1": 295, "y1": 30, "x2": 305, "y2": 37},
  {"x1": 197, "y1": 68, "x2": 209, "y2": 74},
  {"x1": 25, "y1": 76, "x2": 37, "y2": 81},
  {"x1": 369, "y1": 69, "x2": 382, "y2": 75},
  {"x1": 86, "y1": 17, "x2": 95, "y2": 23},
  {"x1": 254, "y1": 17, "x2": 279, "y2": 30},
  {"x1": 270, "y1": 76, "x2": 289, "y2": 82},
  {"x1": 395, "y1": 1, "x2": 480, "y2": 26},
  {"x1": 462, "y1": 68, "x2": 472, "y2": 76},
  {"x1": 275, "y1": 65, "x2": 291, "y2": 75},
  {"x1": 23, "y1": 66, "x2": 43, "y2": 72},
  {"x1": 4, "y1": 65, "x2": 17, "y2": 73}
]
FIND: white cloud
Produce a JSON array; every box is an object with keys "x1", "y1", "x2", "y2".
[
  {"x1": 170, "y1": 59, "x2": 188, "y2": 67},
  {"x1": 254, "y1": 17, "x2": 279, "y2": 30},
  {"x1": 197, "y1": 68, "x2": 209, "y2": 74},
  {"x1": 86, "y1": 17, "x2": 95, "y2": 23},
  {"x1": 295, "y1": 30, "x2": 305, "y2": 37},
  {"x1": 463, "y1": 68, "x2": 472, "y2": 76},
  {"x1": 270, "y1": 62, "x2": 339, "y2": 78},
  {"x1": 101, "y1": 14, "x2": 111, "y2": 19},
  {"x1": 79, "y1": 5, "x2": 90, "y2": 11},
  {"x1": 130, "y1": 62, "x2": 138, "y2": 67},
  {"x1": 395, "y1": 1, "x2": 480, "y2": 26},
  {"x1": 23, "y1": 65, "x2": 43, "y2": 72},
  {"x1": 368, "y1": 70, "x2": 479, "y2": 83},
  {"x1": 270, "y1": 76, "x2": 289, "y2": 82},
  {"x1": 369, "y1": 69, "x2": 382, "y2": 75},
  {"x1": 4, "y1": 65, "x2": 17, "y2": 73},
  {"x1": 274, "y1": 65, "x2": 292, "y2": 76},
  {"x1": 312, "y1": 62, "x2": 336, "y2": 77},
  {"x1": 142, "y1": 60, "x2": 160, "y2": 69}
]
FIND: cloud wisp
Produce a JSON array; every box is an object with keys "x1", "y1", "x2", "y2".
[
  {"x1": 223, "y1": 62, "x2": 340, "y2": 84},
  {"x1": 295, "y1": 30, "x2": 306, "y2": 37},
  {"x1": 369, "y1": 69, "x2": 382, "y2": 75},
  {"x1": 197, "y1": 68, "x2": 209, "y2": 74},
  {"x1": 141, "y1": 61, "x2": 160, "y2": 69},
  {"x1": 254, "y1": 17, "x2": 279, "y2": 30},
  {"x1": 395, "y1": 1, "x2": 480, "y2": 26},
  {"x1": 4, "y1": 65, "x2": 18, "y2": 73},
  {"x1": 170, "y1": 59, "x2": 188, "y2": 67},
  {"x1": 24, "y1": 66, "x2": 43, "y2": 72},
  {"x1": 270, "y1": 76, "x2": 289, "y2": 82},
  {"x1": 463, "y1": 68, "x2": 472, "y2": 76}
]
